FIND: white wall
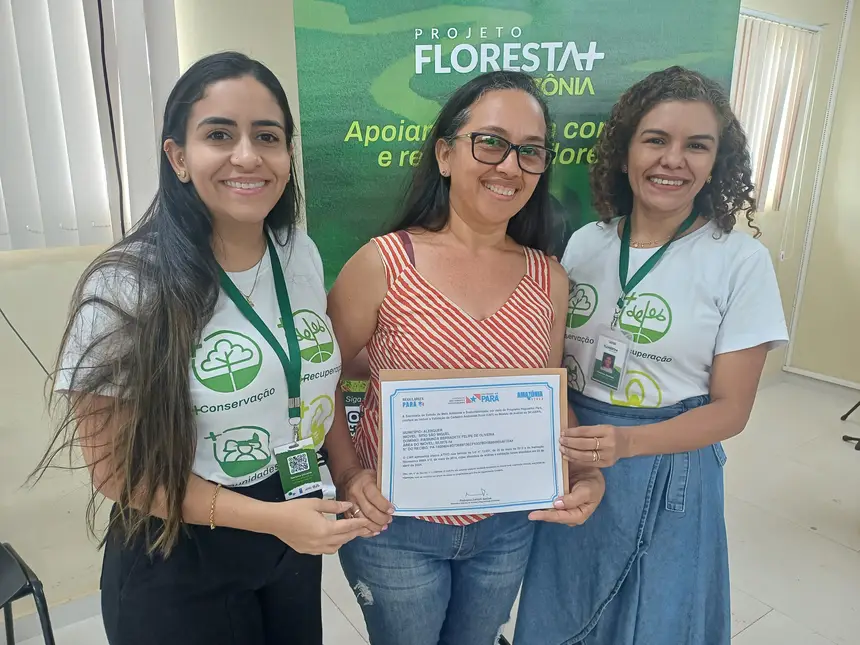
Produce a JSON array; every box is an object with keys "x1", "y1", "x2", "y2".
[
  {"x1": 786, "y1": 7, "x2": 860, "y2": 384},
  {"x1": 738, "y1": 0, "x2": 854, "y2": 384},
  {"x1": 0, "y1": 246, "x2": 107, "y2": 617}
]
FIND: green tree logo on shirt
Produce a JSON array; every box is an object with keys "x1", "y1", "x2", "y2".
[
  {"x1": 192, "y1": 331, "x2": 263, "y2": 393},
  {"x1": 293, "y1": 309, "x2": 335, "y2": 364},
  {"x1": 609, "y1": 370, "x2": 663, "y2": 408},
  {"x1": 619, "y1": 292, "x2": 672, "y2": 344},
  {"x1": 567, "y1": 283, "x2": 598, "y2": 329},
  {"x1": 564, "y1": 353, "x2": 586, "y2": 392},
  {"x1": 206, "y1": 426, "x2": 272, "y2": 478}
]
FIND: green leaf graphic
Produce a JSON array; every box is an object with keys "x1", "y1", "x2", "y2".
[{"x1": 200, "y1": 339, "x2": 254, "y2": 374}]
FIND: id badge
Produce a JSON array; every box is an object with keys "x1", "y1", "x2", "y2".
[
  {"x1": 590, "y1": 325, "x2": 632, "y2": 391},
  {"x1": 274, "y1": 438, "x2": 323, "y2": 500}
]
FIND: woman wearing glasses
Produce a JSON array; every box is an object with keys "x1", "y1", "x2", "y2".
[{"x1": 323, "y1": 71, "x2": 606, "y2": 645}]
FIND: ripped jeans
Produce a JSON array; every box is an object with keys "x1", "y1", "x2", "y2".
[{"x1": 338, "y1": 512, "x2": 534, "y2": 645}]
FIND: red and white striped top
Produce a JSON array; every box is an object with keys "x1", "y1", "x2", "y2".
[{"x1": 353, "y1": 231, "x2": 555, "y2": 526}]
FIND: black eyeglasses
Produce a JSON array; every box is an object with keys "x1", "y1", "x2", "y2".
[{"x1": 448, "y1": 132, "x2": 555, "y2": 174}]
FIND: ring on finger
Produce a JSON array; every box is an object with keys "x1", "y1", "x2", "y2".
[
  {"x1": 595, "y1": 437, "x2": 600, "y2": 451},
  {"x1": 592, "y1": 449, "x2": 599, "y2": 462},
  {"x1": 352, "y1": 507, "x2": 363, "y2": 518}
]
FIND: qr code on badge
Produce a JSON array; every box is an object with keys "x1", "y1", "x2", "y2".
[{"x1": 287, "y1": 452, "x2": 310, "y2": 475}]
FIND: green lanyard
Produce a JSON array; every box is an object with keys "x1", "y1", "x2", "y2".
[
  {"x1": 612, "y1": 211, "x2": 699, "y2": 329},
  {"x1": 218, "y1": 232, "x2": 303, "y2": 436}
]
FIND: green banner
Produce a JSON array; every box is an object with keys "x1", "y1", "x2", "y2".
[{"x1": 294, "y1": 0, "x2": 741, "y2": 285}]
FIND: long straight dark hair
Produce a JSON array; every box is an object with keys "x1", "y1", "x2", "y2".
[
  {"x1": 388, "y1": 71, "x2": 555, "y2": 253},
  {"x1": 33, "y1": 52, "x2": 301, "y2": 555}
]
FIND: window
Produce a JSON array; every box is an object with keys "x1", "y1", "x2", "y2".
[
  {"x1": 0, "y1": 0, "x2": 179, "y2": 251},
  {"x1": 731, "y1": 11, "x2": 821, "y2": 213}
]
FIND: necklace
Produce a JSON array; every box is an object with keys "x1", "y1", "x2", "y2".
[
  {"x1": 629, "y1": 236, "x2": 672, "y2": 249},
  {"x1": 623, "y1": 214, "x2": 701, "y2": 248},
  {"x1": 238, "y1": 254, "x2": 265, "y2": 307}
]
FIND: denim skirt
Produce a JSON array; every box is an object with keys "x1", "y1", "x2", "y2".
[{"x1": 514, "y1": 390, "x2": 731, "y2": 645}]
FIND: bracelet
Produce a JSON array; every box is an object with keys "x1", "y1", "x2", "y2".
[{"x1": 209, "y1": 484, "x2": 222, "y2": 530}]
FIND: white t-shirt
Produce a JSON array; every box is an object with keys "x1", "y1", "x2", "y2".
[
  {"x1": 561, "y1": 218, "x2": 788, "y2": 408},
  {"x1": 55, "y1": 230, "x2": 342, "y2": 487}
]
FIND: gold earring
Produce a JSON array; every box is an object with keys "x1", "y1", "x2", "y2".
[
  {"x1": 706, "y1": 175, "x2": 712, "y2": 184},
  {"x1": 177, "y1": 170, "x2": 188, "y2": 181}
]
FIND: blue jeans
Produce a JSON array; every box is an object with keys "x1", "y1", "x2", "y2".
[
  {"x1": 339, "y1": 512, "x2": 534, "y2": 645},
  {"x1": 515, "y1": 391, "x2": 730, "y2": 645}
]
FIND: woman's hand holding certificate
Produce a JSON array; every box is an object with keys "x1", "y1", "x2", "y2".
[
  {"x1": 528, "y1": 465, "x2": 605, "y2": 525},
  {"x1": 337, "y1": 467, "x2": 394, "y2": 535}
]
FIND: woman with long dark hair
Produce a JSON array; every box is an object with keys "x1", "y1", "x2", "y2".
[
  {"x1": 515, "y1": 67, "x2": 788, "y2": 645},
  {"x1": 35, "y1": 52, "x2": 371, "y2": 645},
  {"x1": 323, "y1": 70, "x2": 606, "y2": 644}
]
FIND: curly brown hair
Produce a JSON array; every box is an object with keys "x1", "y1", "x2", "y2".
[{"x1": 590, "y1": 66, "x2": 758, "y2": 236}]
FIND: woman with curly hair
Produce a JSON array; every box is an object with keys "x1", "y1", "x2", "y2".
[{"x1": 514, "y1": 66, "x2": 788, "y2": 645}]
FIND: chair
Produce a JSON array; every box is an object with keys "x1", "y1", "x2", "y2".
[
  {"x1": 841, "y1": 400, "x2": 860, "y2": 450},
  {"x1": 842, "y1": 400, "x2": 860, "y2": 422},
  {"x1": 0, "y1": 543, "x2": 55, "y2": 645}
]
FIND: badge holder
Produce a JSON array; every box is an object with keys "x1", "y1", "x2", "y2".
[
  {"x1": 591, "y1": 211, "x2": 697, "y2": 391},
  {"x1": 274, "y1": 414, "x2": 323, "y2": 500},
  {"x1": 589, "y1": 307, "x2": 633, "y2": 391}
]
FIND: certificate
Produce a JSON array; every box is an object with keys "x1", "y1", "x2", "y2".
[{"x1": 378, "y1": 369, "x2": 568, "y2": 516}]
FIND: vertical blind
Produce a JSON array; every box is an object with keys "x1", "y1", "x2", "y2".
[
  {"x1": 0, "y1": 0, "x2": 178, "y2": 251},
  {"x1": 731, "y1": 13, "x2": 820, "y2": 212}
]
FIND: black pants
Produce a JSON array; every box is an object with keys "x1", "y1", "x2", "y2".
[{"x1": 101, "y1": 475, "x2": 323, "y2": 645}]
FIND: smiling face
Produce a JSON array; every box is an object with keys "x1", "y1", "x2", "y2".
[
  {"x1": 626, "y1": 100, "x2": 719, "y2": 219},
  {"x1": 436, "y1": 88, "x2": 547, "y2": 229},
  {"x1": 164, "y1": 75, "x2": 292, "y2": 228}
]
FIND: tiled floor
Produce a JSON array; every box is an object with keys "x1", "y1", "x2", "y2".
[{"x1": 8, "y1": 376, "x2": 860, "y2": 644}]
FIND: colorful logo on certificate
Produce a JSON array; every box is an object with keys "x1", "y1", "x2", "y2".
[
  {"x1": 517, "y1": 390, "x2": 544, "y2": 401},
  {"x1": 466, "y1": 392, "x2": 500, "y2": 404},
  {"x1": 449, "y1": 392, "x2": 501, "y2": 405}
]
